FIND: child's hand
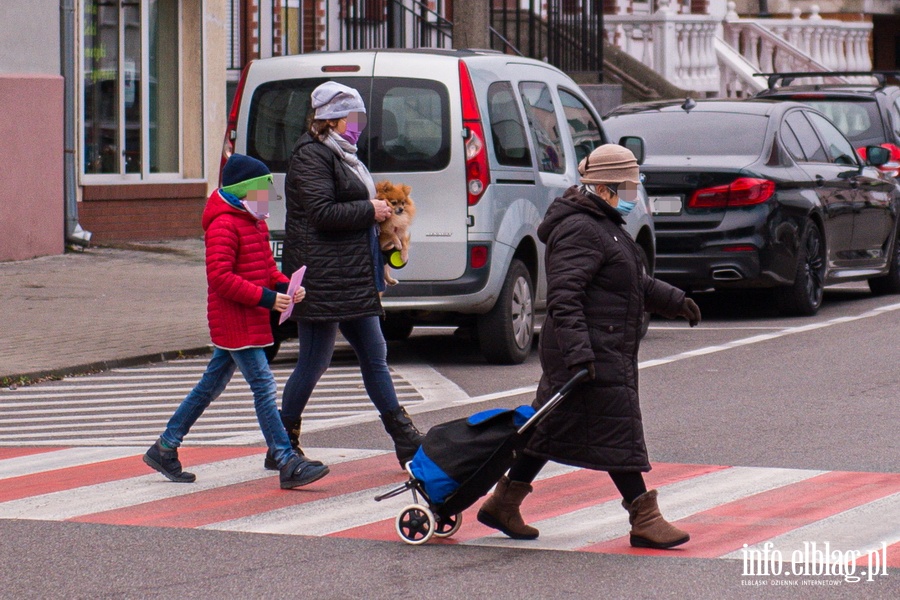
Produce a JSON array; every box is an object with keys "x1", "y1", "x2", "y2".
[
  {"x1": 273, "y1": 292, "x2": 292, "y2": 312},
  {"x1": 292, "y1": 286, "x2": 306, "y2": 304}
]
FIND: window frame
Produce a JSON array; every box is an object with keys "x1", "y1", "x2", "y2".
[
  {"x1": 80, "y1": 0, "x2": 185, "y2": 184},
  {"x1": 486, "y1": 81, "x2": 532, "y2": 168},
  {"x1": 804, "y1": 111, "x2": 860, "y2": 166},
  {"x1": 556, "y1": 86, "x2": 604, "y2": 166},
  {"x1": 518, "y1": 80, "x2": 567, "y2": 175},
  {"x1": 783, "y1": 110, "x2": 829, "y2": 164}
]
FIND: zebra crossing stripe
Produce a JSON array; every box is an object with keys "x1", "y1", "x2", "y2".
[
  {"x1": 722, "y1": 490, "x2": 900, "y2": 564},
  {"x1": 76, "y1": 451, "x2": 400, "y2": 530},
  {"x1": 0, "y1": 447, "x2": 897, "y2": 562},
  {"x1": 584, "y1": 470, "x2": 900, "y2": 558},
  {"x1": 0, "y1": 448, "x2": 380, "y2": 521},
  {"x1": 0, "y1": 446, "x2": 264, "y2": 506},
  {"x1": 0, "y1": 447, "x2": 57, "y2": 461},
  {"x1": 332, "y1": 461, "x2": 726, "y2": 544}
]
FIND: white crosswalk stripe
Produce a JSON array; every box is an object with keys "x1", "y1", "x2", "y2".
[
  {"x1": 1, "y1": 446, "x2": 898, "y2": 568},
  {"x1": 0, "y1": 347, "x2": 427, "y2": 445}
]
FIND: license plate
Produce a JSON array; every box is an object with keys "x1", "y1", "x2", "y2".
[
  {"x1": 651, "y1": 195, "x2": 683, "y2": 215},
  {"x1": 270, "y1": 240, "x2": 283, "y2": 263}
]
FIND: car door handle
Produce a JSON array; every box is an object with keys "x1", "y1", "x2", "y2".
[{"x1": 815, "y1": 175, "x2": 825, "y2": 187}]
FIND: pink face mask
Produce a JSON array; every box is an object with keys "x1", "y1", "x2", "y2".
[
  {"x1": 339, "y1": 112, "x2": 368, "y2": 145},
  {"x1": 241, "y1": 186, "x2": 274, "y2": 220}
]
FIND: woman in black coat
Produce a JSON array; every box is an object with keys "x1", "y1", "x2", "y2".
[
  {"x1": 477, "y1": 144, "x2": 701, "y2": 549},
  {"x1": 269, "y1": 82, "x2": 423, "y2": 473}
]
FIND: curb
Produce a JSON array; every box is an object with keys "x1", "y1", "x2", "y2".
[{"x1": 1, "y1": 346, "x2": 213, "y2": 387}]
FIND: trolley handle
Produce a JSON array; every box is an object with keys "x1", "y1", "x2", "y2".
[{"x1": 517, "y1": 368, "x2": 590, "y2": 434}]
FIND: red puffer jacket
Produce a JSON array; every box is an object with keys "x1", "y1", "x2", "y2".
[{"x1": 202, "y1": 189, "x2": 288, "y2": 350}]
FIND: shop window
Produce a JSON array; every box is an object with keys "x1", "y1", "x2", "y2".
[{"x1": 83, "y1": 0, "x2": 180, "y2": 178}]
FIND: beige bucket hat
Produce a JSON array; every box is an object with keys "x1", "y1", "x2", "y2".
[{"x1": 578, "y1": 144, "x2": 640, "y2": 185}]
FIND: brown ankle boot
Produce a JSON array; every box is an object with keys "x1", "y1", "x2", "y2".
[
  {"x1": 476, "y1": 476, "x2": 539, "y2": 540},
  {"x1": 623, "y1": 489, "x2": 689, "y2": 549}
]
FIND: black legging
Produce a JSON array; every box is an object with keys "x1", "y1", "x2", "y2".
[{"x1": 508, "y1": 454, "x2": 647, "y2": 504}]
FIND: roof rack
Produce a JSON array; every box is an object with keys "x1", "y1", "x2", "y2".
[{"x1": 755, "y1": 71, "x2": 900, "y2": 91}]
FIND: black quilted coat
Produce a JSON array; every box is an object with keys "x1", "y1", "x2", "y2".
[
  {"x1": 527, "y1": 186, "x2": 686, "y2": 472},
  {"x1": 282, "y1": 132, "x2": 382, "y2": 321}
]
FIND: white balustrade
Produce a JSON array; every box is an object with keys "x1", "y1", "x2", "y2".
[
  {"x1": 604, "y1": 1, "x2": 720, "y2": 93},
  {"x1": 605, "y1": 0, "x2": 874, "y2": 96}
]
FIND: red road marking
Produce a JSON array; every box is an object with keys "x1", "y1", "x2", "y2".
[
  {"x1": 70, "y1": 453, "x2": 406, "y2": 528},
  {"x1": 0, "y1": 446, "x2": 261, "y2": 503},
  {"x1": 0, "y1": 447, "x2": 61, "y2": 461},
  {"x1": 330, "y1": 462, "x2": 729, "y2": 543},
  {"x1": 583, "y1": 470, "x2": 900, "y2": 558}
]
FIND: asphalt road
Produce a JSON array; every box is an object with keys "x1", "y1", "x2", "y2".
[{"x1": 1, "y1": 283, "x2": 898, "y2": 599}]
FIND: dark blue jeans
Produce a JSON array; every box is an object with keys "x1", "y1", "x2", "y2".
[
  {"x1": 160, "y1": 347, "x2": 294, "y2": 467},
  {"x1": 281, "y1": 316, "x2": 400, "y2": 420}
]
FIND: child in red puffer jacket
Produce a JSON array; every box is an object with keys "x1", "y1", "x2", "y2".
[{"x1": 143, "y1": 154, "x2": 328, "y2": 489}]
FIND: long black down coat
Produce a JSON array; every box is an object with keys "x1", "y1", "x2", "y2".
[
  {"x1": 283, "y1": 132, "x2": 382, "y2": 322},
  {"x1": 526, "y1": 186, "x2": 686, "y2": 472}
]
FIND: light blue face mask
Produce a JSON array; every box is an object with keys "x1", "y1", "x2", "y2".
[
  {"x1": 616, "y1": 199, "x2": 637, "y2": 216},
  {"x1": 611, "y1": 182, "x2": 640, "y2": 216}
]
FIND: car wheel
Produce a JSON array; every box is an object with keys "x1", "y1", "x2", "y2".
[
  {"x1": 636, "y1": 244, "x2": 652, "y2": 339},
  {"x1": 774, "y1": 222, "x2": 825, "y2": 316},
  {"x1": 380, "y1": 315, "x2": 415, "y2": 341},
  {"x1": 477, "y1": 259, "x2": 534, "y2": 364},
  {"x1": 868, "y1": 221, "x2": 900, "y2": 295}
]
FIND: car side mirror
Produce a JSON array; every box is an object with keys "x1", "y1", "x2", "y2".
[
  {"x1": 618, "y1": 136, "x2": 645, "y2": 165},
  {"x1": 866, "y1": 145, "x2": 891, "y2": 167}
]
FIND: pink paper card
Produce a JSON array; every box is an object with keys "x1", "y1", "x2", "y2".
[{"x1": 278, "y1": 265, "x2": 306, "y2": 325}]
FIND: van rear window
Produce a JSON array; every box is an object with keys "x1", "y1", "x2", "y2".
[{"x1": 246, "y1": 77, "x2": 450, "y2": 174}]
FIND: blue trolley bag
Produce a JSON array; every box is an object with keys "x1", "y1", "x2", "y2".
[
  {"x1": 409, "y1": 369, "x2": 590, "y2": 520},
  {"x1": 409, "y1": 406, "x2": 534, "y2": 518}
]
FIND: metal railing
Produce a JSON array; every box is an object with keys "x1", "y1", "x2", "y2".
[
  {"x1": 228, "y1": 0, "x2": 452, "y2": 72},
  {"x1": 489, "y1": 1, "x2": 604, "y2": 76}
]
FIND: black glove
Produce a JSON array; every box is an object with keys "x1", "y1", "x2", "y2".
[
  {"x1": 572, "y1": 362, "x2": 596, "y2": 381},
  {"x1": 679, "y1": 297, "x2": 701, "y2": 327}
]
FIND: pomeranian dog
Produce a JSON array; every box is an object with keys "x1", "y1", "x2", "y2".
[{"x1": 375, "y1": 180, "x2": 416, "y2": 286}]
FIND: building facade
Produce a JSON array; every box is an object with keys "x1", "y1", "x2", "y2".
[{"x1": 1, "y1": 0, "x2": 228, "y2": 261}]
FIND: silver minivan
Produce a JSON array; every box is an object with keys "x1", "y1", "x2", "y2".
[{"x1": 225, "y1": 49, "x2": 655, "y2": 364}]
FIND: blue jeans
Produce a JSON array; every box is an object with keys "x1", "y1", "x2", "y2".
[
  {"x1": 160, "y1": 347, "x2": 294, "y2": 467},
  {"x1": 282, "y1": 316, "x2": 400, "y2": 420}
]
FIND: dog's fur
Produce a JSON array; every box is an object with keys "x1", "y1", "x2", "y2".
[{"x1": 376, "y1": 181, "x2": 416, "y2": 286}]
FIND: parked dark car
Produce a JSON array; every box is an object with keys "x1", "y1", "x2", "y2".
[
  {"x1": 602, "y1": 98, "x2": 900, "y2": 316},
  {"x1": 754, "y1": 71, "x2": 900, "y2": 177}
]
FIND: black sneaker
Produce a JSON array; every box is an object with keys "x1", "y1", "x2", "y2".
[
  {"x1": 264, "y1": 448, "x2": 324, "y2": 471},
  {"x1": 279, "y1": 454, "x2": 329, "y2": 489},
  {"x1": 143, "y1": 440, "x2": 196, "y2": 483}
]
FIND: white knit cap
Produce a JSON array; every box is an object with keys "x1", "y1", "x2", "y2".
[
  {"x1": 311, "y1": 81, "x2": 366, "y2": 120},
  {"x1": 578, "y1": 144, "x2": 640, "y2": 185}
]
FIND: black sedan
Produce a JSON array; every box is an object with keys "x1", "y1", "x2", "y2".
[{"x1": 603, "y1": 98, "x2": 900, "y2": 315}]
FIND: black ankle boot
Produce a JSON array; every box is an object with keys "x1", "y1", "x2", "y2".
[
  {"x1": 143, "y1": 439, "x2": 196, "y2": 483},
  {"x1": 279, "y1": 453, "x2": 330, "y2": 489},
  {"x1": 379, "y1": 406, "x2": 424, "y2": 467},
  {"x1": 265, "y1": 414, "x2": 323, "y2": 470}
]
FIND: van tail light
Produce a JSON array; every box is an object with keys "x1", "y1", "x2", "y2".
[
  {"x1": 220, "y1": 61, "x2": 253, "y2": 185},
  {"x1": 688, "y1": 177, "x2": 775, "y2": 209},
  {"x1": 470, "y1": 245, "x2": 489, "y2": 268},
  {"x1": 459, "y1": 60, "x2": 489, "y2": 206},
  {"x1": 857, "y1": 144, "x2": 900, "y2": 178}
]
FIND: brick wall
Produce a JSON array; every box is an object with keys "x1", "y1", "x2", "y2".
[{"x1": 79, "y1": 183, "x2": 207, "y2": 243}]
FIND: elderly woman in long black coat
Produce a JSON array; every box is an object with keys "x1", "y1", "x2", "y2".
[{"x1": 477, "y1": 144, "x2": 701, "y2": 549}]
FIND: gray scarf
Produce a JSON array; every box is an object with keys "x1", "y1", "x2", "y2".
[{"x1": 323, "y1": 132, "x2": 376, "y2": 199}]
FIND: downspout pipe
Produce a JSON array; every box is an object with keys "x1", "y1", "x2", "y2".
[{"x1": 61, "y1": 0, "x2": 92, "y2": 247}]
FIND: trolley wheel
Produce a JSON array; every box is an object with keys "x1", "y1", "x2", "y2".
[
  {"x1": 395, "y1": 504, "x2": 435, "y2": 545},
  {"x1": 433, "y1": 512, "x2": 462, "y2": 538}
]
